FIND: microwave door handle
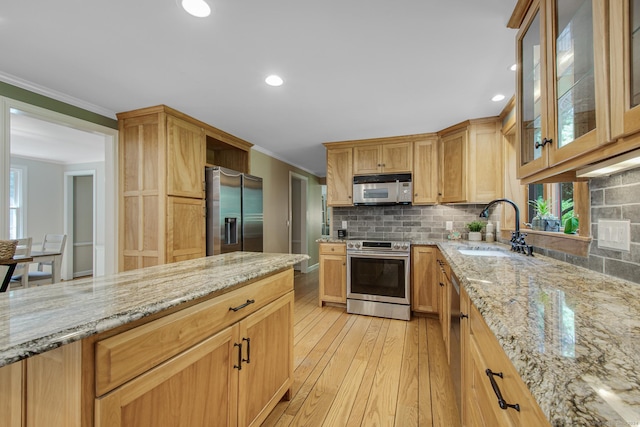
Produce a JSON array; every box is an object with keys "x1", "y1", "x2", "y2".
[{"x1": 395, "y1": 180, "x2": 400, "y2": 203}]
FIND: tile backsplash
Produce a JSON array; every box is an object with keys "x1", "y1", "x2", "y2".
[
  {"x1": 331, "y1": 204, "x2": 490, "y2": 242},
  {"x1": 332, "y1": 166, "x2": 640, "y2": 285}
]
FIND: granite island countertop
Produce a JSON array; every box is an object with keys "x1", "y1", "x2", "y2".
[
  {"x1": 436, "y1": 241, "x2": 640, "y2": 427},
  {"x1": 0, "y1": 251, "x2": 308, "y2": 368}
]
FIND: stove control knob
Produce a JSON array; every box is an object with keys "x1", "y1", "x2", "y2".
[
  {"x1": 355, "y1": 242, "x2": 361, "y2": 249},
  {"x1": 402, "y1": 244, "x2": 409, "y2": 250},
  {"x1": 347, "y1": 242, "x2": 353, "y2": 249},
  {"x1": 393, "y1": 243, "x2": 400, "y2": 249}
]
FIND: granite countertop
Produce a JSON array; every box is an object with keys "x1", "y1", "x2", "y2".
[
  {"x1": 437, "y1": 241, "x2": 640, "y2": 427},
  {"x1": 0, "y1": 252, "x2": 308, "y2": 368}
]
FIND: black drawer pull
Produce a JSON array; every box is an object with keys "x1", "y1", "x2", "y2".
[
  {"x1": 229, "y1": 299, "x2": 255, "y2": 312},
  {"x1": 460, "y1": 312, "x2": 469, "y2": 319},
  {"x1": 485, "y1": 369, "x2": 520, "y2": 412},
  {"x1": 439, "y1": 282, "x2": 445, "y2": 287},
  {"x1": 242, "y1": 337, "x2": 251, "y2": 364},
  {"x1": 233, "y1": 343, "x2": 243, "y2": 370}
]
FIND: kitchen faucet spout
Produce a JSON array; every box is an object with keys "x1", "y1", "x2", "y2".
[{"x1": 479, "y1": 198, "x2": 533, "y2": 256}]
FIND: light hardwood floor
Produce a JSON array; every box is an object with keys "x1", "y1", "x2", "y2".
[{"x1": 262, "y1": 269, "x2": 461, "y2": 427}]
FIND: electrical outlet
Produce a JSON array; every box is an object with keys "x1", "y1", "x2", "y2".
[
  {"x1": 598, "y1": 219, "x2": 630, "y2": 251},
  {"x1": 342, "y1": 221, "x2": 348, "y2": 229},
  {"x1": 445, "y1": 221, "x2": 453, "y2": 231}
]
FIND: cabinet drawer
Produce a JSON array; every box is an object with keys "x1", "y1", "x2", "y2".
[
  {"x1": 469, "y1": 305, "x2": 549, "y2": 427},
  {"x1": 95, "y1": 269, "x2": 293, "y2": 396},
  {"x1": 320, "y1": 243, "x2": 346, "y2": 255}
]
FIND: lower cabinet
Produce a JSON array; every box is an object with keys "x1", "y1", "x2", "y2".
[
  {"x1": 410, "y1": 246, "x2": 438, "y2": 313},
  {"x1": 95, "y1": 291, "x2": 294, "y2": 427},
  {"x1": 461, "y1": 290, "x2": 550, "y2": 427},
  {"x1": 95, "y1": 292, "x2": 293, "y2": 427},
  {"x1": 319, "y1": 243, "x2": 347, "y2": 306},
  {"x1": 437, "y1": 251, "x2": 451, "y2": 362}
]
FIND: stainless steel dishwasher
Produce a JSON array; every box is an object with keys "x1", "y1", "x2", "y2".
[{"x1": 450, "y1": 272, "x2": 462, "y2": 413}]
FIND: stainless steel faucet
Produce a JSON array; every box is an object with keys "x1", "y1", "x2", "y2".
[{"x1": 479, "y1": 198, "x2": 533, "y2": 256}]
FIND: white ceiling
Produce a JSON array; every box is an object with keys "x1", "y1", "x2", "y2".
[
  {"x1": 0, "y1": 0, "x2": 518, "y2": 176},
  {"x1": 10, "y1": 111, "x2": 105, "y2": 165}
]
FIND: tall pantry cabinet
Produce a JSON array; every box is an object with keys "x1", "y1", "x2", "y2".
[{"x1": 117, "y1": 105, "x2": 206, "y2": 271}]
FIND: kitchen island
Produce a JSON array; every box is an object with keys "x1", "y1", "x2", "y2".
[
  {"x1": 0, "y1": 251, "x2": 308, "y2": 427},
  {"x1": 435, "y1": 241, "x2": 640, "y2": 427}
]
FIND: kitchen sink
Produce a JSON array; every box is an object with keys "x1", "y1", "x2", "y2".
[{"x1": 457, "y1": 249, "x2": 509, "y2": 257}]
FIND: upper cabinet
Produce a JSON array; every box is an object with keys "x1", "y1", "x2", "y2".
[
  {"x1": 439, "y1": 118, "x2": 503, "y2": 203},
  {"x1": 610, "y1": 0, "x2": 640, "y2": 139},
  {"x1": 325, "y1": 147, "x2": 353, "y2": 206},
  {"x1": 353, "y1": 141, "x2": 413, "y2": 174},
  {"x1": 516, "y1": 0, "x2": 611, "y2": 180},
  {"x1": 413, "y1": 135, "x2": 439, "y2": 205}
]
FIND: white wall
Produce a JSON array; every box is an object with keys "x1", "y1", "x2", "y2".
[{"x1": 10, "y1": 156, "x2": 64, "y2": 246}]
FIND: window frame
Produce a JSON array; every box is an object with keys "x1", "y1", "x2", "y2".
[{"x1": 9, "y1": 165, "x2": 27, "y2": 239}]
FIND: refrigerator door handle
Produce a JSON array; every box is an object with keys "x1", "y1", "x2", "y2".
[{"x1": 225, "y1": 217, "x2": 238, "y2": 245}]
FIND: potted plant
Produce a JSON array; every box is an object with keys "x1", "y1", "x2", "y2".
[
  {"x1": 563, "y1": 216, "x2": 579, "y2": 234},
  {"x1": 528, "y1": 197, "x2": 560, "y2": 231},
  {"x1": 466, "y1": 220, "x2": 485, "y2": 241}
]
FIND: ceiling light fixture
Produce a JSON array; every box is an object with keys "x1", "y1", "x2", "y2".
[
  {"x1": 180, "y1": 0, "x2": 211, "y2": 17},
  {"x1": 576, "y1": 148, "x2": 640, "y2": 177},
  {"x1": 265, "y1": 75, "x2": 284, "y2": 87},
  {"x1": 491, "y1": 94, "x2": 505, "y2": 102},
  {"x1": 510, "y1": 64, "x2": 517, "y2": 71}
]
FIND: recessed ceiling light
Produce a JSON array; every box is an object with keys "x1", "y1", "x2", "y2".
[
  {"x1": 181, "y1": 0, "x2": 211, "y2": 17},
  {"x1": 265, "y1": 75, "x2": 284, "y2": 87},
  {"x1": 491, "y1": 94, "x2": 506, "y2": 102},
  {"x1": 510, "y1": 63, "x2": 517, "y2": 71}
]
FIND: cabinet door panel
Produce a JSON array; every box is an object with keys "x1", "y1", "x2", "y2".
[
  {"x1": 382, "y1": 141, "x2": 413, "y2": 172},
  {"x1": 353, "y1": 145, "x2": 382, "y2": 174},
  {"x1": 167, "y1": 196, "x2": 205, "y2": 263},
  {"x1": 95, "y1": 325, "x2": 239, "y2": 427},
  {"x1": 238, "y1": 292, "x2": 294, "y2": 427},
  {"x1": 413, "y1": 138, "x2": 438, "y2": 204},
  {"x1": 0, "y1": 362, "x2": 22, "y2": 427},
  {"x1": 411, "y1": 246, "x2": 437, "y2": 313},
  {"x1": 167, "y1": 115, "x2": 205, "y2": 199},
  {"x1": 319, "y1": 254, "x2": 347, "y2": 304},
  {"x1": 326, "y1": 148, "x2": 353, "y2": 206},
  {"x1": 440, "y1": 130, "x2": 467, "y2": 203}
]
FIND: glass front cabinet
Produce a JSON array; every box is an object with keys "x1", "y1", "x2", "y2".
[
  {"x1": 516, "y1": 0, "x2": 610, "y2": 179},
  {"x1": 610, "y1": 0, "x2": 640, "y2": 139}
]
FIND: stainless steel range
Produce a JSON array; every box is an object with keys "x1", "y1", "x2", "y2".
[{"x1": 346, "y1": 240, "x2": 411, "y2": 321}]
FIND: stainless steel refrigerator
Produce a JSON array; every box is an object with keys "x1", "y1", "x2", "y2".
[{"x1": 205, "y1": 166, "x2": 263, "y2": 255}]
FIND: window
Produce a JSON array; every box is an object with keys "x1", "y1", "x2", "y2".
[
  {"x1": 9, "y1": 167, "x2": 25, "y2": 239},
  {"x1": 527, "y1": 182, "x2": 577, "y2": 233}
]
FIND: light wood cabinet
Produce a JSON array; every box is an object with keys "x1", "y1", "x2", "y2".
[
  {"x1": 436, "y1": 252, "x2": 451, "y2": 362},
  {"x1": 413, "y1": 136, "x2": 439, "y2": 205},
  {"x1": 118, "y1": 105, "x2": 208, "y2": 270},
  {"x1": 515, "y1": 0, "x2": 611, "y2": 180},
  {"x1": 353, "y1": 141, "x2": 413, "y2": 174},
  {"x1": 461, "y1": 290, "x2": 550, "y2": 427},
  {"x1": 95, "y1": 292, "x2": 293, "y2": 427},
  {"x1": 325, "y1": 147, "x2": 353, "y2": 206},
  {"x1": 319, "y1": 243, "x2": 347, "y2": 306},
  {"x1": 438, "y1": 118, "x2": 503, "y2": 204},
  {"x1": 410, "y1": 245, "x2": 438, "y2": 313},
  {"x1": 0, "y1": 361, "x2": 22, "y2": 427}
]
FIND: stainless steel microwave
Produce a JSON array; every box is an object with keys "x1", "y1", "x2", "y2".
[{"x1": 352, "y1": 174, "x2": 412, "y2": 205}]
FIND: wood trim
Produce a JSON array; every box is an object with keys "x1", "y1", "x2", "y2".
[
  {"x1": 508, "y1": 0, "x2": 534, "y2": 29},
  {"x1": 323, "y1": 132, "x2": 438, "y2": 149},
  {"x1": 574, "y1": 181, "x2": 591, "y2": 239},
  {"x1": 437, "y1": 117, "x2": 499, "y2": 137}
]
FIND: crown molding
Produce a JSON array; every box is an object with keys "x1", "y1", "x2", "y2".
[{"x1": 0, "y1": 72, "x2": 116, "y2": 119}]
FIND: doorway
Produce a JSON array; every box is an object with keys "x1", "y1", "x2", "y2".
[
  {"x1": 65, "y1": 172, "x2": 95, "y2": 278},
  {"x1": 0, "y1": 97, "x2": 118, "y2": 277},
  {"x1": 289, "y1": 172, "x2": 308, "y2": 272}
]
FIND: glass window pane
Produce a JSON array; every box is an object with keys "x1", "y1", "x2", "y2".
[
  {"x1": 556, "y1": 0, "x2": 596, "y2": 148},
  {"x1": 521, "y1": 11, "x2": 543, "y2": 166},
  {"x1": 527, "y1": 183, "x2": 544, "y2": 223}
]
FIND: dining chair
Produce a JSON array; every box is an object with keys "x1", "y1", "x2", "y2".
[
  {"x1": 26, "y1": 234, "x2": 67, "y2": 286},
  {"x1": 9, "y1": 237, "x2": 32, "y2": 288}
]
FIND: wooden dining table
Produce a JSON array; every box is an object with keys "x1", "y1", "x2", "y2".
[{"x1": 0, "y1": 256, "x2": 33, "y2": 292}]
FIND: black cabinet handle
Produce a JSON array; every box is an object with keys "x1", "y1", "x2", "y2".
[
  {"x1": 439, "y1": 282, "x2": 445, "y2": 287},
  {"x1": 460, "y1": 313, "x2": 469, "y2": 319},
  {"x1": 229, "y1": 299, "x2": 255, "y2": 312},
  {"x1": 534, "y1": 138, "x2": 552, "y2": 149},
  {"x1": 242, "y1": 337, "x2": 251, "y2": 364},
  {"x1": 233, "y1": 343, "x2": 243, "y2": 370},
  {"x1": 485, "y1": 369, "x2": 520, "y2": 412}
]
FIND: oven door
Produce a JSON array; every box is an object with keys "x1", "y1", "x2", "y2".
[{"x1": 347, "y1": 252, "x2": 410, "y2": 305}]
